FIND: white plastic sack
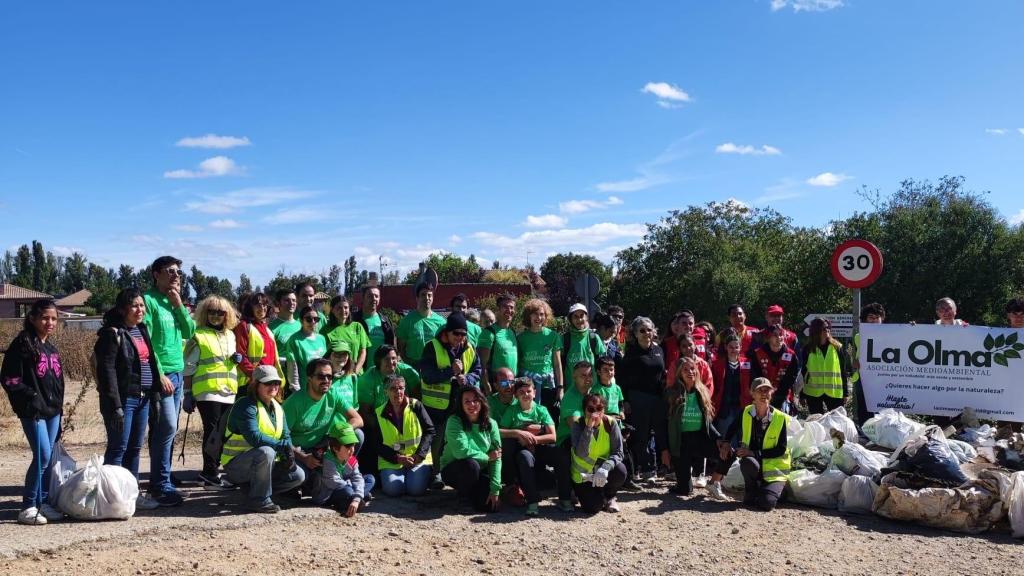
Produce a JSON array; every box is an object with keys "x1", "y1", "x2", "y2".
[
  {"x1": 838, "y1": 475, "x2": 878, "y2": 514},
  {"x1": 862, "y1": 409, "x2": 926, "y2": 450},
  {"x1": 56, "y1": 454, "x2": 138, "y2": 520},
  {"x1": 959, "y1": 425, "x2": 995, "y2": 447},
  {"x1": 830, "y1": 443, "x2": 888, "y2": 478},
  {"x1": 723, "y1": 461, "x2": 745, "y2": 492},
  {"x1": 818, "y1": 406, "x2": 859, "y2": 445},
  {"x1": 948, "y1": 439, "x2": 978, "y2": 464},
  {"x1": 788, "y1": 469, "x2": 847, "y2": 509},
  {"x1": 47, "y1": 440, "x2": 77, "y2": 506},
  {"x1": 791, "y1": 420, "x2": 828, "y2": 460},
  {"x1": 1009, "y1": 472, "x2": 1024, "y2": 538}
]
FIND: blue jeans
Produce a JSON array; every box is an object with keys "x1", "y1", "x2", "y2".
[
  {"x1": 150, "y1": 372, "x2": 183, "y2": 495},
  {"x1": 713, "y1": 404, "x2": 742, "y2": 448},
  {"x1": 104, "y1": 395, "x2": 151, "y2": 479},
  {"x1": 20, "y1": 415, "x2": 61, "y2": 508},
  {"x1": 224, "y1": 446, "x2": 306, "y2": 506},
  {"x1": 326, "y1": 474, "x2": 376, "y2": 509},
  {"x1": 380, "y1": 463, "x2": 432, "y2": 497}
]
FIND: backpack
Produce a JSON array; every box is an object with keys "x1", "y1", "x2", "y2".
[
  {"x1": 89, "y1": 327, "x2": 123, "y2": 382},
  {"x1": 563, "y1": 329, "x2": 600, "y2": 363}
]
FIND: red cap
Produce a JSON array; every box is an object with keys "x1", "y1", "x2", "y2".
[{"x1": 766, "y1": 304, "x2": 784, "y2": 315}]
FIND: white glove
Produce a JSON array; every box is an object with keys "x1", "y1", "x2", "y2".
[
  {"x1": 593, "y1": 467, "x2": 609, "y2": 488},
  {"x1": 580, "y1": 472, "x2": 593, "y2": 484}
]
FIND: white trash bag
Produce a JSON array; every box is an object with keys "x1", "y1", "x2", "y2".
[
  {"x1": 1008, "y1": 471, "x2": 1024, "y2": 539},
  {"x1": 47, "y1": 440, "x2": 78, "y2": 506},
  {"x1": 791, "y1": 420, "x2": 828, "y2": 460},
  {"x1": 818, "y1": 406, "x2": 859, "y2": 445},
  {"x1": 57, "y1": 454, "x2": 139, "y2": 520},
  {"x1": 830, "y1": 442, "x2": 888, "y2": 478},
  {"x1": 862, "y1": 409, "x2": 926, "y2": 449},
  {"x1": 723, "y1": 460, "x2": 745, "y2": 492},
  {"x1": 788, "y1": 469, "x2": 847, "y2": 509},
  {"x1": 838, "y1": 475, "x2": 878, "y2": 514},
  {"x1": 948, "y1": 439, "x2": 978, "y2": 464}
]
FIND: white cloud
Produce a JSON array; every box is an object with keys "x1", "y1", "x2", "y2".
[
  {"x1": 595, "y1": 176, "x2": 668, "y2": 193},
  {"x1": 715, "y1": 142, "x2": 782, "y2": 156},
  {"x1": 209, "y1": 219, "x2": 243, "y2": 229},
  {"x1": 448, "y1": 234, "x2": 463, "y2": 245},
  {"x1": 51, "y1": 245, "x2": 84, "y2": 257},
  {"x1": 593, "y1": 135, "x2": 696, "y2": 193},
  {"x1": 523, "y1": 214, "x2": 568, "y2": 228},
  {"x1": 642, "y1": 82, "x2": 691, "y2": 108},
  {"x1": 262, "y1": 206, "x2": 332, "y2": 225},
  {"x1": 806, "y1": 172, "x2": 852, "y2": 187},
  {"x1": 559, "y1": 196, "x2": 624, "y2": 214},
  {"x1": 164, "y1": 156, "x2": 243, "y2": 179},
  {"x1": 1019, "y1": 128, "x2": 1024, "y2": 136},
  {"x1": 184, "y1": 187, "x2": 318, "y2": 214},
  {"x1": 771, "y1": 0, "x2": 844, "y2": 12},
  {"x1": 985, "y1": 128, "x2": 1008, "y2": 135},
  {"x1": 175, "y1": 134, "x2": 251, "y2": 149},
  {"x1": 724, "y1": 198, "x2": 750, "y2": 210},
  {"x1": 473, "y1": 222, "x2": 646, "y2": 250},
  {"x1": 174, "y1": 224, "x2": 203, "y2": 232},
  {"x1": 1009, "y1": 209, "x2": 1024, "y2": 226}
]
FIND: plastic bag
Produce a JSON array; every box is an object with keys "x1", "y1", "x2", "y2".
[
  {"x1": 948, "y1": 439, "x2": 978, "y2": 464},
  {"x1": 817, "y1": 407, "x2": 859, "y2": 445},
  {"x1": 862, "y1": 409, "x2": 927, "y2": 449},
  {"x1": 723, "y1": 460, "x2": 745, "y2": 492},
  {"x1": 791, "y1": 420, "x2": 828, "y2": 460},
  {"x1": 47, "y1": 440, "x2": 78, "y2": 506},
  {"x1": 788, "y1": 469, "x2": 847, "y2": 509},
  {"x1": 1008, "y1": 472, "x2": 1024, "y2": 538},
  {"x1": 958, "y1": 425, "x2": 995, "y2": 447},
  {"x1": 907, "y1": 438, "x2": 968, "y2": 485},
  {"x1": 831, "y1": 443, "x2": 888, "y2": 478},
  {"x1": 838, "y1": 475, "x2": 878, "y2": 514},
  {"x1": 873, "y1": 471, "x2": 1002, "y2": 534},
  {"x1": 57, "y1": 454, "x2": 139, "y2": 520}
]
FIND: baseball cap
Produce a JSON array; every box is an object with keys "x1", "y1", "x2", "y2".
[
  {"x1": 253, "y1": 365, "x2": 281, "y2": 385},
  {"x1": 568, "y1": 303, "x2": 587, "y2": 316},
  {"x1": 330, "y1": 340, "x2": 352, "y2": 355},
  {"x1": 766, "y1": 304, "x2": 784, "y2": 315},
  {"x1": 751, "y1": 377, "x2": 774, "y2": 393}
]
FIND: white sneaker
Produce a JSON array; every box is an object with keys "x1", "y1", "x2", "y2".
[
  {"x1": 706, "y1": 481, "x2": 731, "y2": 502},
  {"x1": 693, "y1": 475, "x2": 708, "y2": 488},
  {"x1": 136, "y1": 494, "x2": 160, "y2": 510},
  {"x1": 38, "y1": 503, "x2": 63, "y2": 521},
  {"x1": 18, "y1": 507, "x2": 47, "y2": 525}
]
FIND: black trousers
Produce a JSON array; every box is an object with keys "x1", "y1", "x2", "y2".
[
  {"x1": 671, "y1": 431, "x2": 733, "y2": 494},
  {"x1": 803, "y1": 394, "x2": 843, "y2": 415},
  {"x1": 442, "y1": 458, "x2": 493, "y2": 511},
  {"x1": 513, "y1": 443, "x2": 569, "y2": 503},
  {"x1": 572, "y1": 461, "x2": 627, "y2": 513},
  {"x1": 197, "y1": 401, "x2": 232, "y2": 475},
  {"x1": 625, "y1": 391, "x2": 665, "y2": 475},
  {"x1": 739, "y1": 456, "x2": 785, "y2": 511}
]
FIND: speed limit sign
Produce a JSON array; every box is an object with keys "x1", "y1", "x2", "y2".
[{"x1": 831, "y1": 239, "x2": 883, "y2": 289}]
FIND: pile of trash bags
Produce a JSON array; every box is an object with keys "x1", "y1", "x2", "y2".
[{"x1": 48, "y1": 449, "x2": 140, "y2": 521}]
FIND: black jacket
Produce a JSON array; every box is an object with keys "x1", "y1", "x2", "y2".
[
  {"x1": 353, "y1": 309, "x2": 396, "y2": 350},
  {"x1": 94, "y1": 323, "x2": 161, "y2": 414},
  {"x1": 1, "y1": 332, "x2": 65, "y2": 420}
]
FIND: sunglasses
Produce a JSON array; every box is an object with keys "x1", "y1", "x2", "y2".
[
  {"x1": 314, "y1": 373, "x2": 333, "y2": 381},
  {"x1": 208, "y1": 310, "x2": 226, "y2": 316},
  {"x1": 498, "y1": 379, "x2": 513, "y2": 388},
  {"x1": 303, "y1": 316, "x2": 319, "y2": 322},
  {"x1": 451, "y1": 330, "x2": 467, "y2": 337},
  {"x1": 585, "y1": 405, "x2": 603, "y2": 413},
  {"x1": 162, "y1": 268, "x2": 182, "y2": 277}
]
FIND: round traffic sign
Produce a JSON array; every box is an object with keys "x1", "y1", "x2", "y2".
[{"x1": 830, "y1": 239, "x2": 883, "y2": 289}]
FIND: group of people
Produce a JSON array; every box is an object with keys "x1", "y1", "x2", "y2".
[{"x1": 5, "y1": 254, "x2": 1023, "y2": 526}]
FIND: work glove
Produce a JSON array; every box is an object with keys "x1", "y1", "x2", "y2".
[
  {"x1": 111, "y1": 408, "x2": 125, "y2": 435},
  {"x1": 183, "y1": 390, "x2": 196, "y2": 414},
  {"x1": 593, "y1": 466, "x2": 609, "y2": 488}
]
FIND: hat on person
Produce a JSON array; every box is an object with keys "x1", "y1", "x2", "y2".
[
  {"x1": 330, "y1": 340, "x2": 352, "y2": 355},
  {"x1": 766, "y1": 304, "x2": 784, "y2": 315},
  {"x1": 253, "y1": 365, "x2": 281, "y2": 385},
  {"x1": 445, "y1": 312, "x2": 468, "y2": 333},
  {"x1": 329, "y1": 420, "x2": 360, "y2": 446},
  {"x1": 568, "y1": 303, "x2": 588, "y2": 316},
  {"x1": 751, "y1": 377, "x2": 774, "y2": 393}
]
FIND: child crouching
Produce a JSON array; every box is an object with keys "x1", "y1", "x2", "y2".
[{"x1": 315, "y1": 422, "x2": 375, "y2": 517}]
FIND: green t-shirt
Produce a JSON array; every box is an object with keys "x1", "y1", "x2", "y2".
[
  {"x1": 590, "y1": 381, "x2": 624, "y2": 416},
  {"x1": 439, "y1": 415, "x2": 502, "y2": 495},
  {"x1": 488, "y1": 394, "x2": 515, "y2": 425},
  {"x1": 517, "y1": 327, "x2": 561, "y2": 377},
  {"x1": 323, "y1": 322, "x2": 371, "y2": 365},
  {"x1": 396, "y1": 310, "x2": 446, "y2": 363},
  {"x1": 562, "y1": 329, "x2": 606, "y2": 384},
  {"x1": 680, "y1": 391, "x2": 704, "y2": 432},
  {"x1": 282, "y1": 385, "x2": 354, "y2": 450},
  {"x1": 556, "y1": 386, "x2": 587, "y2": 445},
  {"x1": 142, "y1": 289, "x2": 196, "y2": 373},
  {"x1": 500, "y1": 402, "x2": 554, "y2": 430},
  {"x1": 270, "y1": 318, "x2": 302, "y2": 362},
  {"x1": 362, "y1": 313, "x2": 385, "y2": 362},
  {"x1": 466, "y1": 321, "x2": 482, "y2": 349},
  {"x1": 478, "y1": 325, "x2": 518, "y2": 374},
  {"x1": 331, "y1": 374, "x2": 358, "y2": 409},
  {"x1": 286, "y1": 332, "x2": 327, "y2": 390},
  {"x1": 357, "y1": 363, "x2": 421, "y2": 408}
]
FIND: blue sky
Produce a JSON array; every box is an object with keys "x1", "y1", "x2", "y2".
[{"x1": 2, "y1": 1, "x2": 1022, "y2": 287}]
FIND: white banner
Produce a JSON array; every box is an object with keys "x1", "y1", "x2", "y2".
[{"x1": 860, "y1": 323, "x2": 1024, "y2": 422}]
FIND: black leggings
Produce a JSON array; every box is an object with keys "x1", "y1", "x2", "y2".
[
  {"x1": 442, "y1": 458, "x2": 494, "y2": 511},
  {"x1": 739, "y1": 456, "x2": 785, "y2": 511},
  {"x1": 626, "y1": 391, "x2": 665, "y2": 475},
  {"x1": 572, "y1": 461, "x2": 628, "y2": 513},
  {"x1": 197, "y1": 401, "x2": 232, "y2": 476},
  {"x1": 671, "y1": 431, "x2": 733, "y2": 494}
]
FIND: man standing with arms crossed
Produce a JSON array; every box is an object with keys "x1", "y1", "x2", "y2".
[{"x1": 144, "y1": 255, "x2": 195, "y2": 506}]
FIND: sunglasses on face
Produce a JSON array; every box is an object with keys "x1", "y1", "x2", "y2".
[
  {"x1": 451, "y1": 330, "x2": 467, "y2": 337},
  {"x1": 162, "y1": 268, "x2": 182, "y2": 277},
  {"x1": 314, "y1": 373, "x2": 333, "y2": 381},
  {"x1": 303, "y1": 316, "x2": 319, "y2": 322},
  {"x1": 498, "y1": 379, "x2": 513, "y2": 388},
  {"x1": 585, "y1": 405, "x2": 603, "y2": 413},
  {"x1": 611, "y1": 315, "x2": 624, "y2": 320}
]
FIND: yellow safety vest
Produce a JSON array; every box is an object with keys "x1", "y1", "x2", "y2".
[
  {"x1": 421, "y1": 339, "x2": 476, "y2": 411},
  {"x1": 740, "y1": 406, "x2": 791, "y2": 483},
  {"x1": 804, "y1": 344, "x2": 843, "y2": 399},
  {"x1": 220, "y1": 400, "x2": 284, "y2": 465},
  {"x1": 238, "y1": 324, "x2": 284, "y2": 390},
  {"x1": 191, "y1": 328, "x2": 238, "y2": 398},
  {"x1": 571, "y1": 423, "x2": 611, "y2": 484},
  {"x1": 376, "y1": 399, "x2": 432, "y2": 471}
]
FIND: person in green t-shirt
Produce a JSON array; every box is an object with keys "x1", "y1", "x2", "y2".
[
  {"x1": 396, "y1": 286, "x2": 446, "y2": 364},
  {"x1": 328, "y1": 340, "x2": 359, "y2": 409},
  {"x1": 285, "y1": 306, "x2": 328, "y2": 394},
  {"x1": 322, "y1": 295, "x2": 371, "y2": 375},
  {"x1": 296, "y1": 282, "x2": 327, "y2": 333},
  {"x1": 591, "y1": 356, "x2": 624, "y2": 422},
  {"x1": 552, "y1": 360, "x2": 598, "y2": 512},
  {"x1": 358, "y1": 344, "x2": 422, "y2": 411},
  {"x1": 500, "y1": 377, "x2": 564, "y2": 516},
  {"x1": 489, "y1": 366, "x2": 519, "y2": 489},
  {"x1": 562, "y1": 303, "x2": 606, "y2": 387},
  {"x1": 283, "y1": 358, "x2": 364, "y2": 493},
  {"x1": 517, "y1": 298, "x2": 563, "y2": 418},
  {"x1": 439, "y1": 385, "x2": 502, "y2": 512},
  {"x1": 478, "y1": 294, "x2": 518, "y2": 392},
  {"x1": 450, "y1": 293, "x2": 482, "y2": 348},
  {"x1": 353, "y1": 286, "x2": 396, "y2": 364},
  {"x1": 270, "y1": 288, "x2": 301, "y2": 369}
]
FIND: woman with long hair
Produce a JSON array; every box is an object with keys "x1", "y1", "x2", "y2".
[
  {"x1": 516, "y1": 298, "x2": 563, "y2": 420},
  {"x1": 322, "y1": 295, "x2": 370, "y2": 376},
  {"x1": 799, "y1": 317, "x2": 851, "y2": 415},
  {"x1": 2, "y1": 299, "x2": 65, "y2": 524},
  {"x1": 234, "y1": 292, "x2": 283, "y2": 394},
  {"x1": 439, "y1": 385, "x2": 502, "y2": 512},
  {"x1": 285, "y1": 305, "x2": 328, "y2": 394}
]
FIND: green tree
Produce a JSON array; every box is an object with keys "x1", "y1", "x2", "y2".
[
  {"x1": 13, "y1": 245, "x2": 32, "y2": 289},
  {"x1": 61, "y1": 252, "x2": 88, "y2": 294},
  {"x1": 320, "y1": 264, "x2": 342, "y2": 295},
  {"x1": 401, "y1": 253, "x2": 484, "y2": 284},
  {"x1": 236, "y1": 273, "x2": 253, "y2": 300},
  {"x1": 85, "y1": 264, "x2": 118, "y2": 313},
  {"x1": 116, "y1": 264, "x2": 136, "y2": 290},
  {"x1": 31, "y1": 241, "x2": 49, "y2": 292},
  {"x1": 540, "y1": 253, "x2": 612, "y2": 316},
  {"x1": 0, "y1": 250, "x2": 14, "y2": 285}
]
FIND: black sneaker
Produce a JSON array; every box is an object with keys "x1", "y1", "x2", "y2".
[
  {"x1": 246, "y1": 501, "x2": 281, "y2": 514},
  {"x1": 430, "y1": 474, "x2": 445, "y2": 490},
  {"x1": 668, "y1": 485, "x2": 691, "y2": 497},
  {"x1": 155, "y1": 491, "x2": 184, "y2": 507},
  {"x1": 198, "y1": 471, "x2": 233, "y2": 491}
]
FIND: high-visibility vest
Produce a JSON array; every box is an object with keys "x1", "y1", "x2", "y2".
[
  {"x1": 191, "y1": 328, "x2": 238, "y2": 397},
  {"x1": 238, "y1": 323, "x2": 284, "y2": 390},
  {"x1": 220, "y1": 400, "x2": 284, "y2": 465},
  {"x1": 421, "y1": 339, "x2": 476, "y2": 411},
  {"x1": 571, "y1": 423, "x2": 611, "y2": 484},
  {"x1": 804, "y1": 344, "x2": 843, "y2": 398},
  {"x1": 851, "y1": 333, "x2": 861, "y2": 384},
  {"x1": 376, "y1": 399, "x2": 432, "y2": 471},
  {"x1": 740, "y1": 406, "x2": 791, "y2": 483}
]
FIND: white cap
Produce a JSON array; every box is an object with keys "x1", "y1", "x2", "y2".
[{"x1": 568, "y1": 303, "x2": 588, "y2": 316}]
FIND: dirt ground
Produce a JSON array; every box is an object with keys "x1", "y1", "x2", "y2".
[{"x1": 0, "y1": 443, "x2": 1021, "y2": 576}]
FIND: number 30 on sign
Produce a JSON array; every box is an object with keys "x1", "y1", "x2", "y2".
[{"x1": 830, "y1": 239, "x2": 884, "y2": 289}]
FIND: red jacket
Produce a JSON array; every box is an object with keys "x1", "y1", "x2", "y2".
[
  {"x1": 711, "y1": 355, "x2": 753, "y2": 413},
  {"x1": 234, "y1": 320, "x2": 279, "y2": 379}
]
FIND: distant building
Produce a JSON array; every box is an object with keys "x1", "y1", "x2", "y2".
[
  {"x1": 54, "y1": 289, "x2": 93, "y2": 315},
  {"x1": 370, "y1": 283, "x2": 533, "y2": 314},
  {"x1": 0, "y1": 283, "x2": 53, "y2": 318}
]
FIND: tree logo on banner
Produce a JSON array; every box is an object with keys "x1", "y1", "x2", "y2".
[{"x1": 983, "y1": 332, "x2": 1024, "y2": 367}]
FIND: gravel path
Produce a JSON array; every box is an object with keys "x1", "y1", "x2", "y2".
[{"x1": 0, "y1": 446, "x2": 1019, "y2": 576}]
